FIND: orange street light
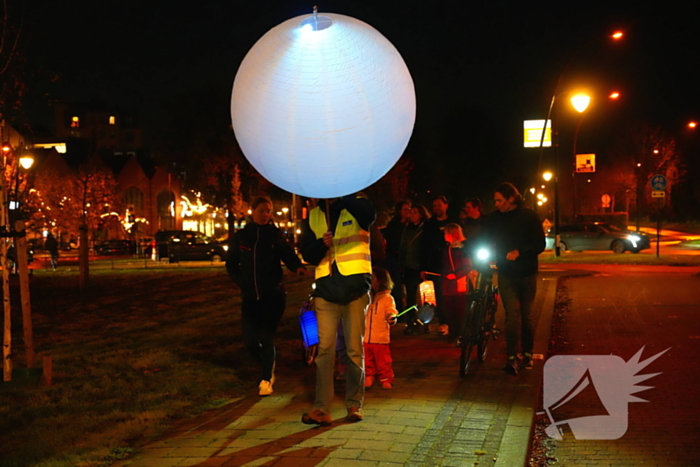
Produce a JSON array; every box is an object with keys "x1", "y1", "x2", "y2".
[
  {"x1": 689, "y1": 121, "x2": 697, "y2": 129},
  {"x1": 609, "y1": 91, "x2": 620, "y2": 99},
  {"x1": 570, "y1": 94, "x2": 591, "y2": 113},
  {"x1": 611, "y1": 31, "x2": 624, "y2": 40}
]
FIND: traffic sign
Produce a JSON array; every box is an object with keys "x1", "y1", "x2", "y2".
[
  {"x1": 650, "y1": 174, "x2": 667, "y2": 191},
  {"x1": 576, "y1": 153, "x2": 596, "y2": 173},
  {"x1": 651, "y1": 191, "x2": 666, "y2": 198},
  {"x1": 601, "y1": 194, "x2": 611, "y2": 207}
]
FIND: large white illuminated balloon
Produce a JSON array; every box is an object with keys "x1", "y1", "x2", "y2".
[{"x1": 231, "y1": 12, "x2": 416, "y2": 198}]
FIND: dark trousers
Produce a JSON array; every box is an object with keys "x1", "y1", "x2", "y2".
[
  {"x1": 402, "y1": 268, "x2": 422, "y2": 324},
  {"x1": 498, "y1": 273, "x2": 537, "y2": 358},
  {"x1": 442, "y1": 293, "x2": 468, "y2": 338},
  {"x1": 386, "y1": 257, "x2": 404, "y2": 311},
  {"x1": 241, "y1": 292, "x2": 286, "y2": 381}
]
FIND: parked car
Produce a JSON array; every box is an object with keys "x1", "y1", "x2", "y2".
[
  {"x1": 95, "y1": 239, "x2": 135, "y2": 255},
  {"x1": 155, "y1": 230, "x2": 228, "y2": 263},
  {"x1": 545, "y1": 222, "x2": 650, "y2": 254}
]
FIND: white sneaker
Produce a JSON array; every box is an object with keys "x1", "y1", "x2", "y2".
[
  {"x1": 258, "y1": 380, "x2": 273, "y2": 396},
  {"x1": 438, "y1": 324, "x2": 449, "y2": 336}
]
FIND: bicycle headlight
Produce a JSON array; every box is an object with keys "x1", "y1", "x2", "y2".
[
  {"x1": 223, "y1": 244, "x2": 229, "y2": 251},
  {"x1": 476, "y1": 248, "x2": 490, "y2": 262}
]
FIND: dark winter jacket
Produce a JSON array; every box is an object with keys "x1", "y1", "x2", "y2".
[
  {"x1": 439, "y1": 243, "x2": 472, "y2": 296},
  {"x1": 226, "y1": 221, "x2": 304, "y2": 300},
  {"x1": 483, "y1": 206, "x2": 545, "y2": 279},
  {"x1": 421, "y1": 215, "x2": 458, "y2": 273}
]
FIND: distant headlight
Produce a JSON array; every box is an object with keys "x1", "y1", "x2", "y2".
[
  {"x1": 628, "y1": 235, "x2": 640, "y2": 242},
  {"x1": 222, "y1": 245, "x2": 229, "y2": 251}
]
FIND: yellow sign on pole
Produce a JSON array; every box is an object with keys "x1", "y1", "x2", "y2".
[
  {"x1": 576, "y1": 153, "x2": 595, "y2": 173},
  {"x1": 523, "y1": 120, "x2": 551, "y2": 148}
]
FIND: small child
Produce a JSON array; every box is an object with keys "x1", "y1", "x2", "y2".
[
  {"x1": 364, "y1": 266, "x2": 398, "y2": 390},
  {"x1": 441, "y1": 223, "x2": 472, "y2": 341}
]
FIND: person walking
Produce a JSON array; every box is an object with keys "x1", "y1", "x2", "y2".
[
  {"x1": 485, "y1": 183, "x2": 545, "y2": 375},
  {"x1": 45, "y1": 233, "x2": 59, "y2": 271},
  {"x1": 226, "y1": 196, "x2": 308, "y2": 396},
  {"x1": 421, "y1": 195, "x2": 458, "y2": 335},
  {"x1": 382, "y1": 200, "x2": 411, "y2": 311},
  {"x1": 364, "y1": 267, "x2": 398, "y2": 390},
  {"x1": 439, "y1": 223, "x2": 471, "y2": 341},
  {"x1": 399, "y1": 204, "x2": 429, "y2": 334},
  {"x1": 300, "y1": 194, "x2": 375, "y2": 425}
]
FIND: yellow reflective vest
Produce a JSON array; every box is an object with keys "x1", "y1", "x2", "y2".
[{"x1": 309, "y1": 206, "x2": 372, "y2": 279}]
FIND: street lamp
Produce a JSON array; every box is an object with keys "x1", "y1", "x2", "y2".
[
  {"x1": 536, "y1": 32, "x2": 623, "y2": 258},
  {"x1": 570, "y1": 93, "x2": 591, "y2": 221}
]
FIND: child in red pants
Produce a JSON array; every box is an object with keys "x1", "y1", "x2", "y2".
[{"x1": 364, "y1": 267, "x2": 398, "y2": 390}]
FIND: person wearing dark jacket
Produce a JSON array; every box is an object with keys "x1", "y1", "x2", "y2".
[
  {"x1": 421, "y1": 195, "x2": 458, "y2": 334},
  {"x1": 227, "y1": 196, "x2": 307, "y2": 396},
  {"x1": 381, "y1": 200, "x2": 411, "y2": 310},
  {"x1": 299, "y1": 194, "x2": 375, "y2": 425},
  {"x1": 485, "y1": 183, "x2": 545, "y2": 375}
]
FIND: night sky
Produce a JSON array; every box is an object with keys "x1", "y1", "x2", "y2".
[{"x1": 16, "y1": 1, "x2": 700, "y2": 203}]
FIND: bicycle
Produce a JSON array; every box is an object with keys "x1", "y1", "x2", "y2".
[{"x1": 459, "y1": 248, "x2": 500, "y2": 377}]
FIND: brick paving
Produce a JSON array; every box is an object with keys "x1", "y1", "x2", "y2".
[{"x1": 113, "y1": 276, "x2": 558, "y2": 467}]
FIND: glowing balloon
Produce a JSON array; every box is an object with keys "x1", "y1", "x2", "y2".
[{"x1": 231, "y1": 12, "x2": 416, "y2": 198}]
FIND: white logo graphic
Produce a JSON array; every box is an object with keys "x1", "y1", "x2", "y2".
[{"x1": 543, "y1": 347, "x2": 669, "y2": 440}]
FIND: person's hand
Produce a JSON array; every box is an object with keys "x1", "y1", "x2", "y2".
[
  {"x1": 322, "y1": 231, "x2": 333, "y2": 248},
  {"x1": 445, "y1": 273, "x2": 456, "y2": 280},
  {"x1": 506, "y1": 249, "x2": 520, "y2": 261},
  {"x1": 387, "y1": 314, "x2": 398, "y2": 325},
  {"x1": 296, "y1": 267, "x2": 308, "y2": 277}
]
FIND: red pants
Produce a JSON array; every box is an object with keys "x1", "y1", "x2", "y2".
[{"x1": 364, "y1": 343, "x2": 394, "y2": 383}]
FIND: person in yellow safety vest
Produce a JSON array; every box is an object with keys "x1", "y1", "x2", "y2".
[{"x1": 299, "y1": 195, "x2": 376, "y2": 426}]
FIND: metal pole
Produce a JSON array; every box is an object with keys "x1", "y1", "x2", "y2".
[{"x1": 656, "y1": 197, "x2": 661, "y2": 258}]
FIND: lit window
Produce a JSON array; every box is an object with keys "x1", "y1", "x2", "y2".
[
  {"x1": 71, "y1": 116, "x2": 80, "y2": 128},
  {"x1": 109, "y1": 116, "x2": 116, "y2": 125}
]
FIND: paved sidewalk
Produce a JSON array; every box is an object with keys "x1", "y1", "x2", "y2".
[{"x1": 114, "y1": 276, "x2": 558, "y2": 467}]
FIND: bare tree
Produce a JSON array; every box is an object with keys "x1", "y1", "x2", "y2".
[{"x1": 609, "y1": 123, "x2": 686, "y2": 219}]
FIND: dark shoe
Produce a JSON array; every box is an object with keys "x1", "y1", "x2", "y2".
[
  {"x1": 522, "y1": 353, "x2": 533, "y2": 370},
  {"x1": 302, "y1": 409, "x2": 332, "y2": 426},
  {"x1": 504, "y1": 357, "x2": 519, "y2": 375},
  {"x1": 346, "y1": 407, "x2": 364, "y2": 422}
]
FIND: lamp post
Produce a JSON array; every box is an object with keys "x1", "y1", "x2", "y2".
[
  {"x1": 570, "y1": 93, "x2": 591, "y2": 222},
  {"x1": 542, "y1": 93, "x2": 589, "y2": 257},
  {"x1": 536, "y1": 31, "x2": 623, "y2": 258}
]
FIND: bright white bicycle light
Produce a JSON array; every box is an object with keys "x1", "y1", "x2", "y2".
[{"x1": 476, "y1": 248, "x2": 490, "y2": 261}]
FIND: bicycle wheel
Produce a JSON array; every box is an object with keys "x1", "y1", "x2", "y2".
[
  {"x1": 475, "y1": 300, "x2": 489, "y2": 363},
  {"x1": 460, "y1": 300, "x2": 478, "y2": 377}
]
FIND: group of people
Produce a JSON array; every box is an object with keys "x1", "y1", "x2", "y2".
[{"x1": 225, "y1": 182, "x2": 545, "y2": 426}]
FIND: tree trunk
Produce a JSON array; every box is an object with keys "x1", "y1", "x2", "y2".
[{"x1": 15, "y1": 220, "x2": 34, "y2": 368}]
